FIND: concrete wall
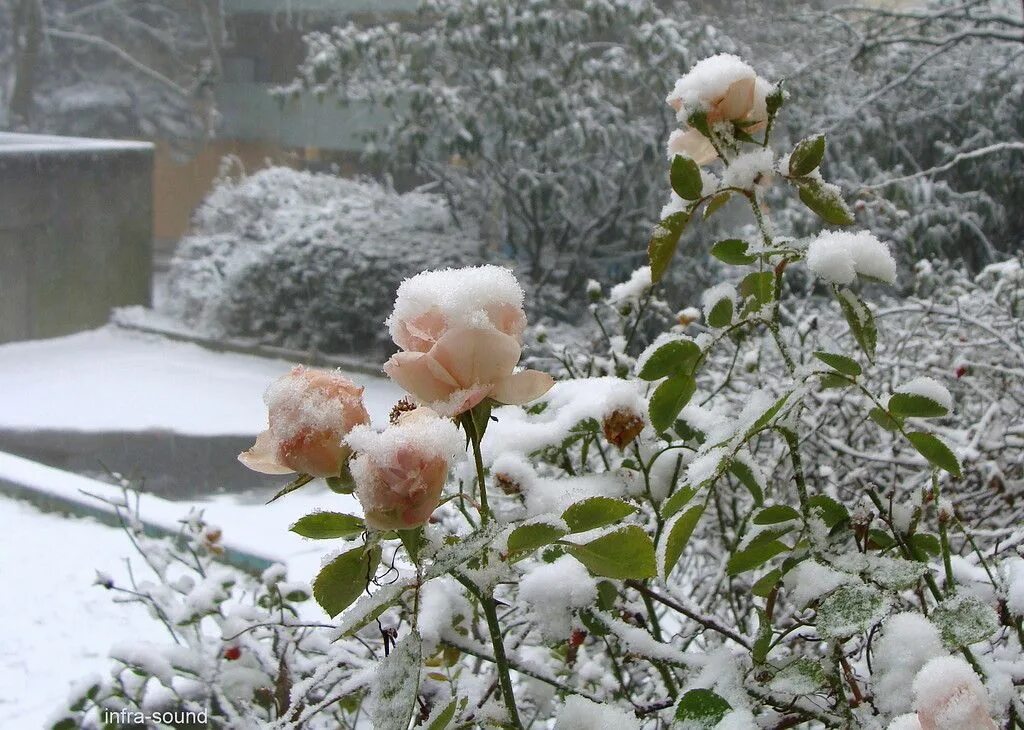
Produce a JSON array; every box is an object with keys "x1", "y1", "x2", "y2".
[{"x1": 0, "y1": 133, "x2": 153, "y2": 344}]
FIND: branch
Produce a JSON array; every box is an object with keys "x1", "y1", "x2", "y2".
[
  {"x1": 625, "y1": 580, "x2": 751, "y2": 649},
  {"x1": 44, "y1": 27, "x2": 190, "y2": 97},
  {"x1": 858, "y1": 141, "x2": 1024, "y2": 190}
]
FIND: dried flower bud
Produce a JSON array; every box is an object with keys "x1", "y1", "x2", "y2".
[
  {"x1": 389, "y1": 396, "x2": 418, "y2": 425},
  {"x1": 603, "y1": 408, "x2": 645, "y2": 450},
  {"x1": 495, "y1": 471, "x2": 522, "y2": 495}
]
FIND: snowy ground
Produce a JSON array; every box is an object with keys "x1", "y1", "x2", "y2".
[
  {"x1": 0, "y1": 327, "x2": 404, "y2": 725},
  {"x1": 0, "y1": 326, "x2": 402, "y2": 434}
]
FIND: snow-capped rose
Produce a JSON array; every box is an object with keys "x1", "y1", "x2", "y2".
[
  {"x1": 665, "y1": 54, "x2": 774, "y2": 165},
  {"x1": 383, "y1": 266, "x2": 554, "y2": 416},
  {"x1": 347, "y1": 408, "x2": 462, "y2": 530},
  {"x1": 239, "y1": 366, "x2": 370, "y2": 477},
  {"x1": 913, "y1": 656, "x2": 997, "y2": 730}
]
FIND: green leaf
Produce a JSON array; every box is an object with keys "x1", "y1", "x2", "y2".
[
  {"x1": 703, "y1": 191, "x2": 732, "y2": 219},
  {"x1": 836, "y1": 288, "x2": 878, "y2": 361},
  {"x1": 674, "y1": 688, "x2": 732, "y2": 726},
  {"x1": 398, "y1": 527, "x2": 425, "y2": 563},
  {"x1": 313, "y1": 544, "x2": 381, "y2": 618},
  {"x1": 729, "y1": 460, "x2": 765, "y2": 506},
  {"x1": 662, "y1": 485, "x2": 698, "y2": 520},
  {"x1": 797, "y1": 178, "x2": 854, "y2": 225},
  {"x1": 371, "y1": 631, "x2": 421, "y2": 730},
  {"x1": 807, "y1": 495, "x2": 849, "y2": 530},
  {"x1": 597, "y1": 580, "x2": 618, "y2": 610},
  {"x1": 671, "y1": 154, "x2": 704, "y2": 200},
  {"x1": 909, "y1": 532, "x2": 941, "y2": 560},
  {"x1": 766, "y1": 83, "x2": 785, "y2": 115},
  {"x1": 506, "y1": 522, "x2": 568, "y2": 559},
  {"x1": 789, "y1": 134, "x2": 825, "y2": 177},
  {"x1": 686, "y1": 110, "x2": 711, "y2": 138},
  {"x1": 932, "y1": 594, "x2": 999, "y2": 648},
  {"x1": 820, "y1": 373, "x2": 852, "y2": 390},
  {"x1": 426, "y1": 698, "x2": 458, "y2": 730},
  {"x1": 889, "y1": 393, "x2": 949, "y2": 418},
  {"x1": 727, "y1": 530, "x2": 792, "y2": 576},
  {"x1": 869, "y1": 407, "x2": 903, "y2": 432},
  {"x1": 568, "y1": 525, "x2": 656, "y2": 580},
  {"x1": 753, "y1": 505, "x2": 801, "y2": 525},
  {"x1": 638, "y1": 339, "x2": 700, "y2": 381},
  {"x1": 563, "y1": 497, "x2": 637, "y2": 533},
  {"x1": 659, "y1": 505, "x2": 703, "y2": 579},
  {"x1": 290, "y1": 512, "x2": 365, "y2": 540},
  {"x1": 739, "y1": 270, "x2": 774, "y2": 306},
  {"x1": 753, "y1": 608, "x2": 772, "y2": 665},
  {"x1": 752, "y1": 568, "x2": 782, "y2": 598},
  {"x1": 867, "y1": 529, "x2": 896, "y2": 550},
  {"x1": 906, "y1": 431, "x2": 961, "y2": 477},
  {"x1": 649, "y1": 373, "x2": 696, "y2": 433},
  {"x1": 266, "y1": 473, "x2": 314, "y2": 504},
  {"x1": 649, "y1": 211, "x2": 690, "y2": 282},
  {"x1": 813, "y1": 350, "x2": 861, "y2": 377},
  {"x1": 748, "y1": 394, "x2": 789, "y2": 435},
  {"x1": 817, "y1": 583, "x2": 889, "y2": 639},
  {"x1": 711, "y1": 238, "x2": 756, "y2": 265},
  {"x1": 707, "y1": 297, "x2": 734, "y2": 328}
]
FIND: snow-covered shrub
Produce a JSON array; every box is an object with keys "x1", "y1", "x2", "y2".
[
  {"x1": 65, "y1": 55, "x2": 1023, "y2": 729},
  {"x1": 163, "y1": 167, "x2": 479, "y2": 354},
  {"x1": 282, "y1": 0, "x2": 734, "y2": 303}
]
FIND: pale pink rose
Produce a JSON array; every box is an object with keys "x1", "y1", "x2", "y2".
[
  {"x1": 913, "y1": 656, "x2": 997, "y2": 730},
  {"x1": 239, "y1": 366, "x2": 370, "y2": 477},
  {"x1": 384, "y1": 267, "x2": 552, "y2": 416},
  {"x1": 348, "y1": 408, "x2": 462, "y2": 530}
]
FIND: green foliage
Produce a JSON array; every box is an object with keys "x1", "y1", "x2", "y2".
[
  {"x1": 906, "y1": 431, "x2": 962, "y2": 477},
  {"x1": 568, "y1": 525, "x2": 657, "y2": 580},
  {"x1": 932, "y1": 594, "x2": 999, "y2": 649},
  {"x1": 290, "y1": 512, "x2": 365, "y2": 539},
  {"x1": 674, "y1": 688, "x2": 732, "y2": 727},
  {"x1": 671, "y1": 155, "x2": 704, "y2": 200},
  {"x1": 788, "y1": 134, "x2": 826, "y2": 177},
  {"x1": 562, "y1": 497, "x2": 637, "y2": 533},
  {"x1": 313, "y1": 544, "x2": 381, "y2": 618},
  {"x1": 649, "y1": 211, "x2": 691, "y2": 283},
  {"x1": 659, "y1": 505, "x2": 704, "y2": 579},
  {"x1": 711, "y1": 238, "x2": 756, "y2": 265},
  {"x1": 649, "y1": 373, "x2": 697, "y2": 433}
]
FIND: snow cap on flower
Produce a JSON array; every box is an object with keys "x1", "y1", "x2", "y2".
[
  {"x1": 665, "y1": 54, "x2": 775, "y2": 165},
  {"x1": 347, "y1": 407, "x2": 462, "y2": 530},
  {"x1": 383, "y1": 265, "x2": 554, "y2": 416},
  {"x1": 912, "y1": 655, "x2": 997, "y2": 730},
  {"x1": 239, "y1": 366, "x2": 369, "y2": 477},
  {"x1": 806, "y1": 230, "x2": 897, "y2": 286}
]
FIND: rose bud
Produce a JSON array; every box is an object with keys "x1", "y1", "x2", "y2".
[
  {"x1": 223, "y1": 646, "x2": 241, "y2": 661},
  {"x1": 239, "y1": 366, "x2": 370, "y2": 478},
  {"x1": 383, "y1": 266, "x2": 553, "y2": 416},
  {"x1": 347, "y1": 408, "x2": 463, "y2": 530},
  {"x1": 602, "y1": 408, "x2": 645, "y2": 450}
]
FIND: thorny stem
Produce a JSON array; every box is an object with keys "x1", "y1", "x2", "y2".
[
  {"x1": 932, "y1": 474, "x2": 956, "y2": 595},
  {"x1": 625, "y1": 579, "x2": 751, "y2": 648},
  {"x1": 461, "y1": 410, "x2": 491, "y2": 524}
]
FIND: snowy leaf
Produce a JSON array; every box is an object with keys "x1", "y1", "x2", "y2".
[
  {"x1": 638, "y1": 339, "x2": 700, "y2": 381},
  {"x1": 568, "y1": 525, "x2": 656, "y2": 580},
  {"x1": 711, "y1": 238, "x2": 755, "y2": 265},
  {"x1": 562, "y1": 497, "x2": 637, "y2": 533},
  {"x1": 662, "y1": 486, "x2": 698, "y2": 519},
  {"x1": 290, "y1": 512, "x2": 364, "y2": 539},
  {"x1": 869, "y1": 407, "x2": 903, "y2": 432},
  {"x1": 729, "y1": 460, "x2": 765, "y2": 505},
  {"x1": 674, "y1": 688, "x2": 731, "y2": 727},
  {"x1": 739, "y1": 271, "x2": 774, "y2": 307},
  {"x1": 313, "y1": 544, "x2": 381, "y2": 618},
  {"x1": 909, "y1": 532, "x2": 941, "y2": 560},
  {"x1": 906, "y1": 431, "x2": 961, "y2": 477},
  {"x1": 337, "y1": 578, "x2": 415, "y2": 636},
  {"x1": 727, "y1": 529, "x2": 792, "y2": 576},
  {"x1": 671, "y1": 155, "x2": 704, "y2": 200},
  {"x1": 425, "y1": 698, "x2": 459, "y2": 730},
  {"x1": 797, "y1": 178, "x2": 854, "y2": 225},
  {"x1": 817, "y1": 583, "x2": 889, "y2": 639},
  {"x1": 836, "y1": 288, "x2": 878, "y2": 361},
  {"x1": 659, "y1": 505, "x2": 703, "y2": 579},
  {"x1": 753, "y1": 505, "x2": 801, "y2": 525},
  {"x1": 649, "y1": 211, "x2": 690, "y2": 282},
  {"x1": 888, "y1": 393, "x2": 948, "y2": 418},
  {"x1": 931, "y1": 594, "x2": 999, "y2": 648},
  {"x1": 813, "y1": 350, "x2": 861, "y2": 377},
  {"x1": 807, "y1": 495, "x2": 849, "y2": 531},
  {"x1": 370, "y1": 631, "x2": 421, "y2": 730},
  {"x1": 770, "y1": 657, "x2": 827, "y2": 696},
  {"x1": 703, "y1": 191, "x2": 732, "y2": 219},
  {"x1": 649, "y1": 373, "x2": 696, "y2": 433},
  {"x1": 506, "y1": 523, "x2": 568, "y2": 559},
  {"x1": 789, "y1": 134, "x2": 825, "y2": 177},
  {"x1": 752, "y1": 568, "x2": 783, "y2": 598}
]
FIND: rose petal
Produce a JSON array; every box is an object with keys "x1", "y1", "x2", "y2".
[
  {"x1": 491, "y1": 369, "x2": 555, "y2": 405},
  {"x1": 430, "y1": 327, "x2": 521, "y2": 389},
  {"x1": 384, "y1": 351, "x2": 458, "y2": 404},
  {"x1": 716, "y1": 76, "x2": 755, "y2": 121},
  {"x1": 429, "y1": 386, "x2": 492, "y2": 417},
  {"x1": 667, "y1": 128, "x2": 718, "y2": 166},
  {"x1": 238, "y1": 430, "x2": 293, "y2": 475}
]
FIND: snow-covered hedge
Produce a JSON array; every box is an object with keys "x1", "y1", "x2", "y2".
[{"x1": 163, "y1": 167, "x2": 479, "y2": 354}]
